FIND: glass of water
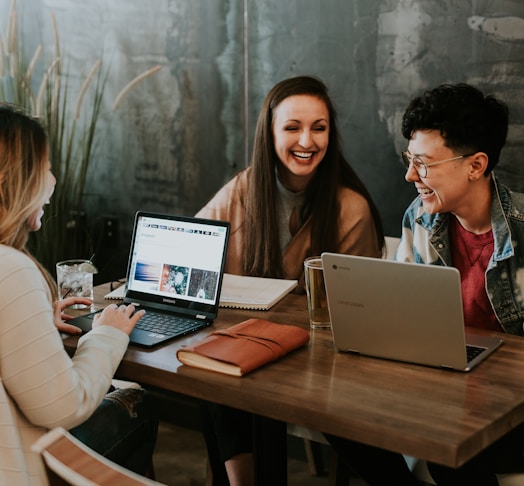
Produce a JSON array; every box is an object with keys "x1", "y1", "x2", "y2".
[{"x1": 56, "y1": 259, "x2": 96, "y2": 309}]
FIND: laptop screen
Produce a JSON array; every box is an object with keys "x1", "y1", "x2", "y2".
[{"x1": 124, "y1": 212, "x2": 230, "y2": 317}]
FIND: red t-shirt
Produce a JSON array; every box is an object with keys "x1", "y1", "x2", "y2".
[{"x1": 449, "y1": 216, "x2": 501, "y2": 331}]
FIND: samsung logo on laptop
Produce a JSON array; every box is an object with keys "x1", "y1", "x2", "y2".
[
  {"x1": 337, "y1": 300, "x2": 364, "y2": 308},
  {"x1": 163, "y1": 298, "x2": 177, "y2": 304}
]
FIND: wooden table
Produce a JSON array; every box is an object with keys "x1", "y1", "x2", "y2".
[{"x1": 63, "y1": 283, "x2": 524, "y2": 482}]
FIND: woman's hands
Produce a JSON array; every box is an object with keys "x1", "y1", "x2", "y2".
[
  {"x1": 93, "y1": 303, "x2": 146, "y2": 336},
  {"x1": 53, "y1": 297, "x2": 93, "y2": 335},
  {"x1": 54, "y1": 299, "x2": 145, "y2": 336}
]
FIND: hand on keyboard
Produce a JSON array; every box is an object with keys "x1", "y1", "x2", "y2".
[{"x1": 93, "y1": 304, "x2": 146, "y2": 336}]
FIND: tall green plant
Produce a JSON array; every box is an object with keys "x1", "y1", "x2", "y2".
[
  {"x1": 32, "y1": 60, "x2": 109, "y2": 271},
  {"x1": 0, "y1": 0, "x2": 160, "y2": 274}
]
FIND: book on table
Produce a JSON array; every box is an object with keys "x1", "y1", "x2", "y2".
[
  {"x1": 218, "y1": 274, "x2": 298, "y2": 310},
  {"x1": 105, "y1": 273, "x2": 298, "y2": 311},
  {"x1": 176, "y1": 318, "x2": 310, "y2": 376}
]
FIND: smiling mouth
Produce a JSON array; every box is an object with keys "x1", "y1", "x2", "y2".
[
  {"x1": 292, "y1": 151, "x2": 314, "y2": 160},
  {"x1": 418, "y1": 187, "x2": 434, "y2": 196}
]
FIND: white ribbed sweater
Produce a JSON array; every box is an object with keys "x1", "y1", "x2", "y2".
[{"x1": 0, "y1": 245, "x2": 129, "y2": 485}]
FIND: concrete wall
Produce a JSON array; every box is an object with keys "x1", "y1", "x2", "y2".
[{"x1": 1, "y1": 0, "x2": 523, "y2": 273}]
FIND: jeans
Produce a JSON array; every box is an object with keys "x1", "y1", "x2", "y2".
[{"x1": 70, "y1": 386, "x2": 158, "y2": 475}]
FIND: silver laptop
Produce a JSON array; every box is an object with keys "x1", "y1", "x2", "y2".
[
  {"x1": 321, "y1": 253, "x2": 503, "y2": 371},
  {"x1": 70, "y1": 212, "x2": 230, "y2": 347}
]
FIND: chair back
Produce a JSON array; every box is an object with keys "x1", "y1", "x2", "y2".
[{"x1": 32, "y1": 427, "x2": 165, "y2": 486}]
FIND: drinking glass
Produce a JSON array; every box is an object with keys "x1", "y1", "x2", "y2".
[
  {"x1": 304, "y1": 256, "x2": 331, "y2": 329},
  {"x1": 56, "y1": 259, "x2": 95, "y2": 309}
]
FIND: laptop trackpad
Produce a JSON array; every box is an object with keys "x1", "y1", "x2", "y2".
[{"x1": 68, "y1": 311, "x2": 101, "y2": 334}]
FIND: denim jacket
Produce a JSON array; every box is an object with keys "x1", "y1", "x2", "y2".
[{"x1": 396, "y1": 175, "x2": 524, "y2": 336}]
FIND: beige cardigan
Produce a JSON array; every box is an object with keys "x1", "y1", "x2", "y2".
[
  {"x1": 197, "y1": 168, "x2": 382, "y2": 291},
  {"x1": 0, "y1": 245, "x2": 129, "y2": 485}
]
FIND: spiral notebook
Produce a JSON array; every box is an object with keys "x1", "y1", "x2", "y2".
[
  {"x1": 105, "y1": 273, "x2": 297, "y2": 311},
  {"x1": 218, "y1": 274, "x2": 297, "y2": 310}
]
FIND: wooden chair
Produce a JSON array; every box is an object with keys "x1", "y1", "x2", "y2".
[
  {"x1": 384, "y1": 235, "x2": 401, "y2": 260},
  {"x1": 32, "y1": 427, "x2": 165, "y2": 486}
]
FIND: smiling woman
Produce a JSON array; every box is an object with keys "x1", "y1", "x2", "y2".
[
  {"x1": 272, "y1": 94, "x2": 329, "y2": 192},
  {"x1": 198, "y1": 75, "x2": 385, "y2": 285},
  {"x1": 0, "y1": 104, "x2": 158, "y2": 485},
  {"x1": 195, "y1": 74, "x2": 385, "y2": 486}
]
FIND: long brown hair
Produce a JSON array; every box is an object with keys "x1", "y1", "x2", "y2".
[
  {"x1": 242, "y1": 76, "x2": 384, "y2": 277},
  {"x1": 0, "y1": 104, "x2": 57, "y2": 298}
]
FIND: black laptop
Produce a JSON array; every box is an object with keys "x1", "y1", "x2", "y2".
[{"x1": 69, "y1": 211, "x2": 230, "y2": 347}]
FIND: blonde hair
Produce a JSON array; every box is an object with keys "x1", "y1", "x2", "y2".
[{"x1": 0, "y1": 104, "x2": 58, "y2": 298}]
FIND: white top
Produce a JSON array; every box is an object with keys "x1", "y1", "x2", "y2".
[{"x1": 0, "y1": 245, "x2": 129, "y2": 485}]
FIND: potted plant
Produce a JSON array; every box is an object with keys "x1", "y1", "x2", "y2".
[{"x1": 0, "y1": 0, "x2": 160, "y2": 275}]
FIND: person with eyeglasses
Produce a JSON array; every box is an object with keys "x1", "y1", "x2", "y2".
[
  {"x1": 397, "y1": 83, "x2": 516, "y2": 337},
  {"x1": 324, "y1": 83, "x2": 524, "y2": 485},
  {"x1": 398, "y1": 83, "x2": 524, "y2": 484}
]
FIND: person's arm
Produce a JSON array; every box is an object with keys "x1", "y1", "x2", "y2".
[
  {"x1": 336, "y1": 188, "x2": 382, "y2": 258},
  {"x1": 196, "y1": 171, "x2": 248, "y2": 276},
  {"x1": 0, "y1": 251, "x2": 131, "y2": 430},
  {"x1": 196, "y1": 171, "x2": 245, "y2": 221}
]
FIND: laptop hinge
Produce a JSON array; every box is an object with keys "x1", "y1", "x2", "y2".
[{"x1": 196, "y1": 315, "x2": 207, "y2": 320}]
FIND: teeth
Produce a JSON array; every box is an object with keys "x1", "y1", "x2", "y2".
[
  {"x1": 419, "y1": 188, "x2": 433, "y2": 195},
  {"x1": 293, "y1": 151, "x2": 313, "y2": 159}
]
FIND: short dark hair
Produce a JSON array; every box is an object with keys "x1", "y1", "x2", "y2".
[{"x1": 401, "y1": 83, "x2": 508, "y2": 174}]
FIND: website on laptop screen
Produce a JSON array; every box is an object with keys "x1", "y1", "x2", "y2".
[{"x1": 126, "y1": 214, "x2": 228, "y2": 307}]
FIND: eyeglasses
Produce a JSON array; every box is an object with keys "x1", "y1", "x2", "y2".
[{"x1": 401, "y1": 152, "x2": 475, "y2": 178}]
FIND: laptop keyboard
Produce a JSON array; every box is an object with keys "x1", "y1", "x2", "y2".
[
  {"x1": 466, "y1": 344, "x2": 486, "y2": 363},
  {"x1": 135, "y1": 311, "x2": 204, "y2": 337}
]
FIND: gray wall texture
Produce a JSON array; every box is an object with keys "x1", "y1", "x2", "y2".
[{"x1": 2, "y1": 0, "x2": 524, "y2": 268}]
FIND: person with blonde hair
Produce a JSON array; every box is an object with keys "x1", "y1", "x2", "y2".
[{"x1": 0, "y1": 104, "x2": 158, "y2": 484}]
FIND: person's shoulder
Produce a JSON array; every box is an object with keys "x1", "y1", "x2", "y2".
[
  {"x1": 196, "y1": 168, "x2": 250, "y2": 218},
  {"x1": 230, "y1": 166, "x2": 251, "y2": 186},
  {"x1": 0, "y1": 246, "x2": 41, "y2": 287},
  {"x1": 0, "y1": 245, "x2": 35, "y2": 268},
  {"x1": 215, "y1": 167, "x2": 250, "y2": 194},
  {"x1": 336, "y1": 185, "x2": 370, "y2": 211},
  {"x1": 497, "y1": 182, "x2": 524, "y2": 218},
  {"x1": 507, "y1": 187, "x2": 524, "y2": 210}
]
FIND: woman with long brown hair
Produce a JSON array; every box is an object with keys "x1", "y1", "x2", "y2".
[{"x1": 197, "y1": 75, "x2": 384, "y2": 485}]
